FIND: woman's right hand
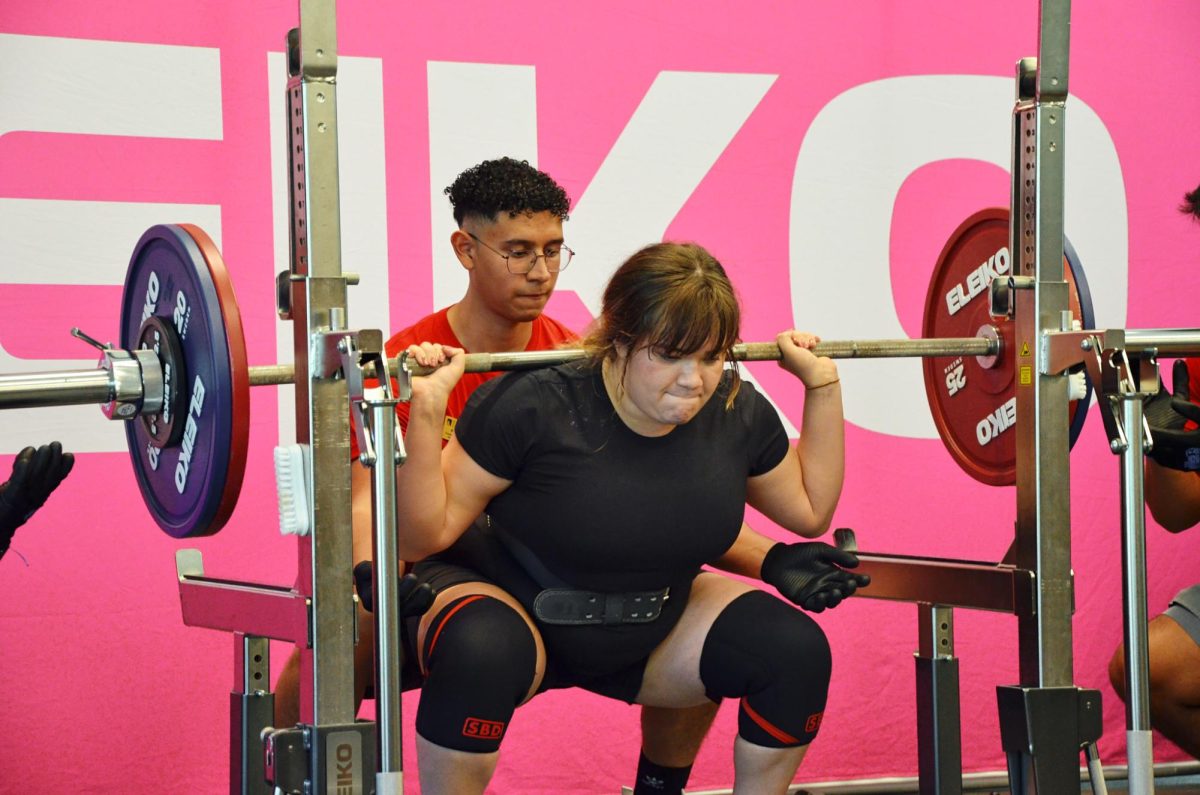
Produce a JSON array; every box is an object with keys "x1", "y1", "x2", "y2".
[{"x1": 405, "y1": 342, "x2": 466, "y2": 402}]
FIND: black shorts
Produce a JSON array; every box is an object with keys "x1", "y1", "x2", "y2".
[
  {"x1": 1165, "y1": 584, "x2": 1200, "y2": 646},
  {"x1": 411, "y1": 516, "x2": 695, "y2": 703}
]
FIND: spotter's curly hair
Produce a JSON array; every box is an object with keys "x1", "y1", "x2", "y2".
[
  {"x1": 445, "y1": 157, "x2": 570, "y2": 226},
  {"x1": 1182, "y1": 183, "x2": 1200, "y2": 222}
]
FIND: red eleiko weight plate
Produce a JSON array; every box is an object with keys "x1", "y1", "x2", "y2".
[{"x1": 921, "y1": 208, "x2": 1090, "y2": 486}]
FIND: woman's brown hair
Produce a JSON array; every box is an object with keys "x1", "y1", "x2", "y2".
[{"x1": 582, "y1": 241, "x2": 742, "y2": 407}]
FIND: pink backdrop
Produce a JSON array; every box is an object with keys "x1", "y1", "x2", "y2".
[{"x1": 2, "y1": 1, "x2": 1200, "y2": 792}]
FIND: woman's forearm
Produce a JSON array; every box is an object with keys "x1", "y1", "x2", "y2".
[
  {"x1": 795, "y1": 380, "x2": 845, "y2": 532},
  {"x1": 394, "y1": 391, "x2": 455, "y2": 560}
]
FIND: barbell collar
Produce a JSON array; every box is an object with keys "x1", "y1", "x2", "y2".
[{"x1": 111, "y1": 348, "x2": 164, "y2": 419}]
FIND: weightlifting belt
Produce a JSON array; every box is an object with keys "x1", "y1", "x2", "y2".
[
  {"x1": 533, "y1": 587, "x2": 669, "y2": 626},
  {"x1": 485, "y1": 515, "x2": 670, "y2": 626}
]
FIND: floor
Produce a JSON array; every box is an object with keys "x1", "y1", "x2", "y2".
[
  {"x1": 630, "y1": 766, "x2": 1200, "y2": 794},
  {"x1": 967, "y1": 771, "x2": 1200, "y2": 794}
]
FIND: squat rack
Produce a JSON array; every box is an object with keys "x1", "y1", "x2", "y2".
[
  {"x1": 127, "y1": 1, "x2": 1200, "y2": 793},
  {"x1": 0, "y1": 1, "x2": 1184, "y2": 793}
]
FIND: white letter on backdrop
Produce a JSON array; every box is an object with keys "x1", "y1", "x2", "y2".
[
  {"x1": 427, "y1": 63, "x2": 541, "y2": 311},
  {"x1": 0, "y1": 35, "x2": 222, "y2": 453},
  {"x1": 427, "y1": 64, "x2": 777, "y2": 318},
  {"x1": 790, "y1": 75, "x2": 1125, "y2": 438}
]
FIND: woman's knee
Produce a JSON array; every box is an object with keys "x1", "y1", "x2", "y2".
[
  {"x1": 1110, "y1": 618, "x2": 1200, "y2": 706},
  {"x1": 1146, "y1": 616, "x2": 1200, "y2": 704},
  {"x1": 698, "y1": 590, "x2": 832, "y2": 748},
  {"x1": 415, "y1": 593, "x2": 541, "y2": 753},
  {"x1": 1108, "y1": 644, "x2": 1127, "y2": 698}
]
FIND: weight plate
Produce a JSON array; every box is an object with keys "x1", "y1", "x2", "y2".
[
  {"x1": 120, "y1": 224, "x2": 248, "y2": 537},
  {"x1": 1065, "y1": 235, "x2": 1095, "y2": 448},
  {"x1": 921, "y1": 208, "x2": 1093, "y2": 486}
]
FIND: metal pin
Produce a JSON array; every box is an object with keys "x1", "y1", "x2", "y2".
[{"x1": 71, "y1": 327, "x2": 110, "y2": 351}]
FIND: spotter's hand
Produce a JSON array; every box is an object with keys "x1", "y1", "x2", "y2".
[
  {"x1": 777, "y1": 330, "x2": 838, "y2": 389},
  {"x1": 1146, "y1": 359, "x2": 1200, "y2": 471}
]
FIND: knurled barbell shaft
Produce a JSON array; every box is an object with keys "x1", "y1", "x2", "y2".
[
  {"x1": 737, "y1": 337, "x2": 999, "y2": 361},
  {"x1": 0, "y1": 335, "x2": 1009, "y2": 407},
  {"x1": 403, "y1": 337, "x2": 1002, "y2": 377},
  {"x1": 248, "y1": 336, "x2": 1003, "y2": 385},
  {"x1": 238, "y1": 333, "x2": 1200, "y2": 387},
  {"x1": 248, "y1": 364, "x2": 301, "y2": 387}
]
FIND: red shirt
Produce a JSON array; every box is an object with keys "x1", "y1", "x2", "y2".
[
  {"x1": 1188, "y1": 359, "x2": 1200, "y2": 430},
  {"x1": 349, "y1": 307, "x2": 577, "y2": 458}
]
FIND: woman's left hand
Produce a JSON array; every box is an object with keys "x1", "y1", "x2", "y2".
[{"x1": 776, "y1": 330, "x2": 838, "y2": 389}]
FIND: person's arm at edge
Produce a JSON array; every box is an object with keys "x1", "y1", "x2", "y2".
[
  {"x1": 1146, "y1": 460, "x2": 1200, "y2": 532},
  {"x1": 350, "y1": 463, "x2": 379, "y2": 565}
]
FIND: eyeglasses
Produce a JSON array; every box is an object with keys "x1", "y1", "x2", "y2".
[{"x1": 467, "y1": 232, "x2": 574, "y2": 274}]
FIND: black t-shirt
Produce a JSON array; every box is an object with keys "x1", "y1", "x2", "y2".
[{"x1": 456, "y1": 361, "x2": 790, "y2": 593}]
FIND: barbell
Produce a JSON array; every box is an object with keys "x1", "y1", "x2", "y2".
[{"x1": 0, "y1": 211, "x2": 1094, "y2": 538}]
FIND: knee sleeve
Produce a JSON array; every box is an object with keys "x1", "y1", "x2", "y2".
[
  {"x1": 698, "y1": 590, "x2": 832, "y2": 748},
  {"x1": 414, "y1": 595, "x2": 537, "y2": 753}
]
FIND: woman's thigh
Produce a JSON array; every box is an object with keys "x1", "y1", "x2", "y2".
[
  {"x1": 415, "y1": 580, "x2": 548, "y2": 703},
  {"x1": 635, "y1": 572, "x2": 756, "y2": 707}
]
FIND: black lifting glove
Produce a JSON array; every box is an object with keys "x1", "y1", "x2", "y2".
[
  {"x1": 760, "y1": 539, "x2": 870, "y2": 613},
  {"x1": 353, "y1": 560, "x2": 435, "y2": 618},
  {"x1": 1146, "y1": 359, "x2": 1200, "y2": 472},
  {"x1": 0, "y1": 443, "x2": 75, "y2": 559}
]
